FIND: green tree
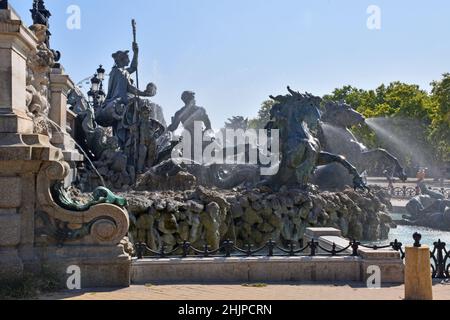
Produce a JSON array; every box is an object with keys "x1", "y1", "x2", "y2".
[
  {"x1": 248, "y1": 100, "x2": 275, "y2": 129},
  {"x1": 323, "y1": 80, "x2": 446, "y2": 170},
  {"x1": 430, "y1": 74, "x2": 450, "y2": 162},
  {"x1": 224, "y1": 116, "x2": 249, "y2": 130}
]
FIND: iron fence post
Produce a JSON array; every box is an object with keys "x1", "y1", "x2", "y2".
[
  {"x1": 224, "y1": 240, "x2": 233, "y2": 257},
  {"x1": 182, "y1": 241, "x2": 190, "y2": 258},
  {"x1": 136, "y1": 242, "x2": 144, "y2": 259},
  {"x1": 331, "y1": 243, "x2": 337, "y2": 256},
  {"x1": 160, "y1": 244, "x2": 166, "y2": 258},
  {"x1": 267, "y1": 240, "x2": 275, "y2": 257},
  {"x1": 203, "y1": 244, "x2": 210, "y2": 257},
  {"x1": 390, "y1": 239, "x2": 404, "y2": 259},
  {"x1": 352, "y1": 240, "x2": 360, "y2": 256},
  {"x1": 246, "y1": 244, "x2": 253, "y2": 257},
  {"x1": 434, "y1": 240, "x2": 446, "y2": 279},
  {"x1": 309, "y1": 239, "x2": 317, "y2": 257},
  {"x1": 289, "y1": 242, "x2": 296, "y2": 256}
]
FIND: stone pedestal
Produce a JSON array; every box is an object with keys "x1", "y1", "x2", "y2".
[
  {"x1": 0, "y1": 8, "x2": 36, "y2": 135},
  {"x1": 49, "y1": 67, "x2": 83, "y2": 186},
  {"x1": 48, "y1": 68, "x2": 76, "y2": 149},
  {"x1": 38, "y1": 245, "x2": 131, "y2": 288},
  {"x1": 405, "y1": 246, "x2": 433, "y2": 300},
  {"x1": 0, "y1": 6, "x2": 131, "y2": 288},
  {"x1": 304, "y1": 227, "x2": 342, "y2": 241},
  {"x1": 0, "y1": 148, "x2": 63, "y2": 279}
]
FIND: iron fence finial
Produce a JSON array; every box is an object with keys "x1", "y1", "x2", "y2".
[{"x1": 413, "y1": 232, "x2": 422, "y2": 248}]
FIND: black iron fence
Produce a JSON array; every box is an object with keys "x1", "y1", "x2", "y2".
[
  {"x1": 431, "y1": 240, "x2": 450, "y2": 279},
  {"x1": 134, "y1": 234, "x2": 450, "y2": 279},
  {"x1": 136, "y1": 239, "x2": 366, "y2": 259},
  {"x1": 374, "y1": 185, "x2": 450, "y2": 200}
]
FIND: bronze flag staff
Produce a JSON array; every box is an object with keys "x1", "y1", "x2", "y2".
[
  {"x1": 131, "y1": 19, "x2": 139, "y2": 171},
  {"x1": 132, "y1": 19, "x2": 139, "y2": 90}
]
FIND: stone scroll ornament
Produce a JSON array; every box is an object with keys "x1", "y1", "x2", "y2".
[{"x1": 36, "y1": 161, "x2": 129, "y2": 245}]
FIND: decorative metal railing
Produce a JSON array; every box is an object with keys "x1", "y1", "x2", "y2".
[
  {"x1": 431, "y1": 240, "x2": 450, "y2": 279},
  {"x1": 135, "y1": 239, "x2": 368, "y2": 259},
  {"x1": 374, "y1": 185, "x2": 450, "y2": 200},
  {"x1": 134, "y1": 234, "x2": 450, "y2": 279}
]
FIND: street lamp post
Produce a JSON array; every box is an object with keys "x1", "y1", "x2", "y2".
[
  {"x1": 87, "y1": 66, "x2": 106, "y2": 110},
  {"x1": 97, "y1": 65, "x2": 106, "y2": 82}
]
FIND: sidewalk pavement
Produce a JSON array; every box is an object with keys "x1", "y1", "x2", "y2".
[{"x1": 38, "y1": 282, "x2": 450, "y2": 300}]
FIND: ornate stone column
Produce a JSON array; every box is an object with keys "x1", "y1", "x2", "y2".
[
  {"x1": 49, "y1": 66, "x2": 83, "y2": 186},
  {"x1": 48, "y1": 67, "x2": 70, "y2": 147}
]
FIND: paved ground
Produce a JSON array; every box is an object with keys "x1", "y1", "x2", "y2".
[{"x1": 39, "y1": 282, "x2": 450, "y2": 300}]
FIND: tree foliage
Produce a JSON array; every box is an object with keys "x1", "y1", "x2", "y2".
[
  {"x1": 248, "y1": 100, "x2": 275, "y2": 129},
  {"x1": 323, "y1": 79, "x2": 449, "y2": 168},
  {"x1": 430, "y1": 74, "x2": 450, "y2": 163}
]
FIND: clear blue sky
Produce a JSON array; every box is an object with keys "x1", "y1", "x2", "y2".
[{"x1": 9, "y1": 0, "x2": 450, "y2": 128}]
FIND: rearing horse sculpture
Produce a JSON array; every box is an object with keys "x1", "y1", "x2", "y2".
[
  {"x1": 260, "y1": 87, "x2": 368, "y2": 191},
  {"x1": 314, "y1": 100, "x2": 407, "y2": 190}
]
